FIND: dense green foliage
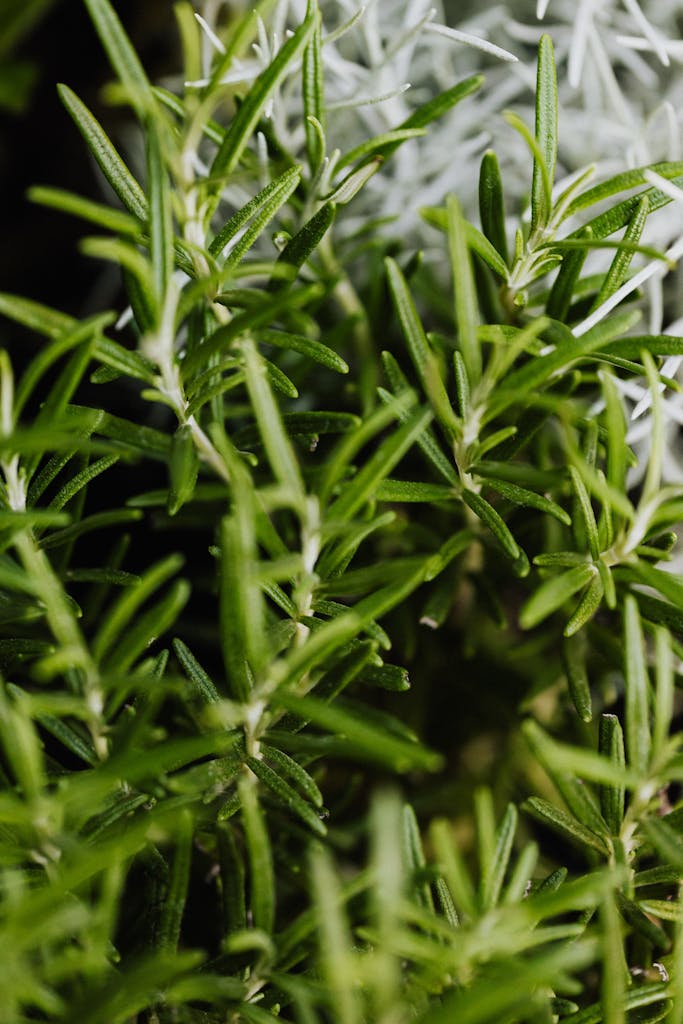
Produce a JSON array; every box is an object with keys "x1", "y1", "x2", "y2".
[{"x1": 2, "y1": 1, "x2": 683, "y2": 1020}]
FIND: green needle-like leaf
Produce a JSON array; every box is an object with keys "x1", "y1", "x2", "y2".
[
  {"x1": 624, "y1": 596, "x2": 652, "y2": 776},
  {"x1": 531, "y1": 34, "x2": 558, "y2": 233}
]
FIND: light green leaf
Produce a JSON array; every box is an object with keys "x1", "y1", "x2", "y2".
[
  {"x1": 385, "y1": 258, "x2": 460, "y2": 437},
  {"x1": 172, "y1": 637, "x2": 221, "y2": 704},
  {"x1": 246, "y1": 755, "x2": 325, "y2": 836},
  {"x1": 532, "y1": 34, "x2": 558, "y2": 232},
  {"x1": 272, "y1": 202, "x2": 335, "y2": 286},
  {"x1": 83, "y1": 0, "x2": 153, "y2": 107},
  {"x1": 93, "y1": 553, "x2": 185, "y2": 662},
  {"x1": 447, "y1": 194, "x2": 481, "y2": 385},
  {"x1": 57, "y1": 84, "x2": 147, "y2": 220},
  {"x1": 328, "y1": 407, "x2": 433, "y2": 521},
  {"x1": 241, "y1": 336, "x2": 304, "y2": 502},
  {"x1": 28, "y1": 185, "x2": 141, "y2": 236},
  {"x1": 462, "y1": 488, "x2": 521, "y2": 563},
  {"x1": 222, "y1": 170, "x2": 302, "y2": 272},
  {"x1": 210, "y1": 9, "x2": 315, "y2": 193},
  {"x1": 239, "y1": 776, "x2": 275, "y2": 934},
  {"x1": 478, "y1": 149, "x2": 508, "y2": 263},
  {"x1": 375, "y1": 479, "x2": 455, "y2": 503},
  {"x1": 519, "y1": 564, "x2": 595, "y2": 630},
  {"x1": 624, "y1": 595, "x2": 652, "y2": 775},
  {"x1": 302, "y1": 1, "x2": 324, "y2": 174},
  {"x1": 272, "y1": 691, "x2": 441, "y2": 773},
  {"x1": 146, "y1": 120, "x2": 173, "y2": 304},
  {"x1": 158, "y1": 809, "x2": 193, "y2": 953},
  {"x1": 564, "y1": 571, "x2": 604, "y2": 637},
  {"x1": 523, "y1": 797, "x2": 609, "y2": 855},
  {"x1": 481, "y1": 476, "x2": 570, "y2": 526},
  {"x1": 209, "y1": 168, "x2": 301, "y2": 259},
  {"x1": 258, "y1": 327, "x2": 348, "y2": 374},
  {"x1": 481, "y1": 804, "x2": 517, "y2": 911}
]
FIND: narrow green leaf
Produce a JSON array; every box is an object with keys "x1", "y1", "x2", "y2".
[
  {"x1": 167, "y1": 424, "x2": 199, "y2": 515},
  {"x1": 258, "y1": 327, "x2": 348, "y2": 374},
  {"x1": 239, "y1": 776, "x2": 275, "y2": 934},
  {"x1": 641, "y1": 350, "x2": 665, "y2": 508},
  {"x1": 447, "y1": 194, "x2": 481, "y2": 385},
  {"x1": 220, "y1": 514, "x2": 256, "y2": 703},
  {"x1": 380, "y1": 354, "x2": 458, "y2": 485},
  {"x1": 569, "y1": 465, "x2": 600, "y2": 560},
  {"x1": 546, "y1": 228, "x2": 591, "y2": 321},
  {"x1": 653, "y1": 627, "x2": 674, "y2": 761},
  {"x1": 523, "y1": 797, "x2": 609, "y2": 855},
  {"x1": 338, "y1": 129, "x2": 426, "y2": 171},
  {"x1": 182, "y1": 282, "x2": 323, "y2": 383},
  {"x1": 28, "y1": 185, "x2": 141, "y2": 236},
  {"x1": 272, "y1": 691, "x2": 441, "y2": 773},
  {"x1": 93, "y1": 553, "x2": 184, "y2": 661},
  {"x1": 259, "y1": 743, "x2": 323, "y2": 808},
  {"x1": 302, "y1": 1, "x2": 324, "y2": 174},
  {"x1": 272, "y1": 202, "x2": 335, "y2": 287},
  {"x1": 478, "y1": 149, "x2": 508, "y2": 263},
  {"x1": 235, "y1": 411, "x2": 358, "y2": 448},
  {"x1": 600, "y1": 370, "x2": 627, "y2": 497},
  {"x1": 601, "y1": 890, "x2": 626, "y2": 1024},
  {"x1": 519, "y1": 564, "x2": 594, "y2": 630},
  {"x1": 592, "y1": 194, "x2": 649, "y2": 311},
  {"x1": 40, "y1": 508, "x2": 143, "y2": 550},
  {"x1": 531, "y1": 34, "x2": 558, "y2": 233},
  {"x1": 209, "y1": 168, "x2": 300, "y2": 259},
  {"x1": 328, "y1": 407, "x2": 433, "y2": 521},
  {"x1": 374, "y1": 75, "x2": 484, "y2": 161},
  {"x1": 402, "y1": 804, "x2": 434, "y2": 912},
  {"x1": 83, "y1": 0, "x2": 152, "y2": 108},
  {"x1": 223, "y1": 171, "x2": 302, "y2": 273},
  {"x1": 13, "y1": 313, "x2": 117, "y2": 417},
  {"x1": 375, "y1": 479, "x2": 455, "y2": 503},
  {"x1": 563, "y1": 633, "x2": 592, "y2": 723},
  {"x1": 310, "y1": 845, "x2": 361, "y2": 1024},
  {"x1": 565, "y1": 160, "x2": 683, "y2": 219},
  {"x1": 217, "y1": 822, "x2": 247, "y2": 935},
  {"x1": 57, "y1": 84, "x2": 147, "y2": 220},
  {"x1": 158, "y1": 809, "x2": 193, "y2": 952},
  {"x1": 210, "y1": 10, "x2": 315, "y2": 189},
  {"x1": 624, "y1": 595, "x2": 651, "y2": 775},
  {"x1": 385, "y1": 258, "x2": 460, "y2": 438},
  {"x1": 425, "y1": 529, "x2": 474, "y2": 581},
  {"x1": 241, "y1": 335, "x2": 304, "y2": 501},
  {"x1": 93, "y1": 336, "x2": 156, "y2": 385},
  {"x1": 616, "y1": 892, "x2": 670, "y2": 951},
  {"x1": 47, "y1": 454, "x2": 118, "y2": 513},
  {"x1": 481, "y1": 804, "x2": 517, "y2": 911},
  {"x1": 564, "y1": 572, "x2": 604, "y2": 637},
  {"x1": 172, "y1": 638, "x2": 220, "y2": 703},
  {"x1": 489, "y1": 309, "x2": 641, "y2": 417},
  {"x1": 462, "y1": 489, "x2": 521, "y2": 562},
  {"x1": 36, "y1": 707, "x2": 97, "y2": 764},
  {"x1": 523, "y1": 718, "x2": 636, "y2": 794},
  {"x1": 106, "y1": 579, "x2": 190, "y2": 672},
  {"x1": 503, "y1": 841, "x2": 539, "y2": 905},
  {"x1": 481, "y1": 476, "x2": 570, "y2": 525},
  {"x1": 146, "y1": 119, "x2": 173, "y2": 303},
  {"x1": 246, "y1": 755, "x2": 325, "y2": 836},
  {"x1": 430, "y1": 817, "x2": 476, "y2": 920}
]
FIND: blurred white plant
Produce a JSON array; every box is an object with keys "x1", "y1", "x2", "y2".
[
  {"x1": 189, "y1": 0, "x2": 521, "y2": 240},
  {"x1": 190, "y1": 0, "x2": 683, "y2": 483}
]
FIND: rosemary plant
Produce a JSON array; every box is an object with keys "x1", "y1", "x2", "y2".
[{"x1": 2, "y1": 1, "x2": 683, "y2": 1021}]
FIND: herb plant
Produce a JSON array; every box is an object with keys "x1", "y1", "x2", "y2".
[{"x1": 2, "y1": 1, "x2": 683, "y2": 1021}]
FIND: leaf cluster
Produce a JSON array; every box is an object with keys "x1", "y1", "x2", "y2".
[{"x1": 1, "y1": 4, "x2": 683, "y2": 1022}]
